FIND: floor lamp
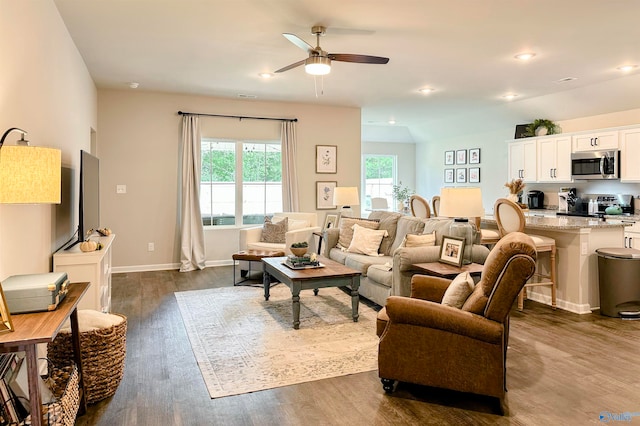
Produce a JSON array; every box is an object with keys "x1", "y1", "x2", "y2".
[
  {"x1": 333, "y1": 187, "x2": 360, "y2": 218},
  {"x1": 438, "y1": 187, "x2": 484, "y2": 264}
]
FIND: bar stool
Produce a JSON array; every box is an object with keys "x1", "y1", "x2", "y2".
[{"x1": 494, "y1": 198, "x2": 557, "y2": 310}]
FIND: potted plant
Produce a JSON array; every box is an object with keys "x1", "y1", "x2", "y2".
[
  {"x1": 290, "y1": 241, "x2": 308, "y2": 257},
  {"x1": 524, "y1": 119, "x2": 558, "y2": 137},
  {"x1": 392, "y1": 183, "x2": 413, "y2": 212}
]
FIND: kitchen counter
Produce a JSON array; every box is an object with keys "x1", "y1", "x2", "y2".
[{"x1": 481, "y1": 212, "x2": 626, "y2": 314}]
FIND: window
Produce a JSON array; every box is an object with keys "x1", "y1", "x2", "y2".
[
  {"x1": 200, "y1": 139, "x2": 282, "y2": 226},
  {"x1": 362, "y1": 155, "x2": 396, "y2": 211}
]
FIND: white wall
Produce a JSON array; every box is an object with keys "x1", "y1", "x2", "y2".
[
  {"x1": 0, "y1": 2, "x2": 97, "y2": 281},
  {"x1": 97, "y1": 90, "x2": 361, "y2": 270}
]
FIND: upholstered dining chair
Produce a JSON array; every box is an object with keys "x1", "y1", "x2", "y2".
[
  {"x1": 409, "y1": 195, "x2": 431, "y2": 218},
  {"x1": 377, "y1": 232, "x2": 537, "y2": 414},
  {"x1": 431, "y1": 195, "x2": 440, "y2": 217},
  {"x1": 475, "y1": 217, "x2": 501, "y2": 246},
  {"x1": 494, "y1": 198, "x2": 557, "y2": 310}
]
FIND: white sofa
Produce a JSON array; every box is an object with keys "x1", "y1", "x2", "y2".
[{"x1": 239, "y1": 212, "x2": 321, "y2": 256}]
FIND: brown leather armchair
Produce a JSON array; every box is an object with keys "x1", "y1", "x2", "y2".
[{"x1": 377, "y1": 232, "x2": 536, "y2": 413}]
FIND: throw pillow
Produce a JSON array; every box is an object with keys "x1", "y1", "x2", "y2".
[
  {"x1": 347, "y1": 224, "x2": 389, "y2": 256},
  {"x1": 441, "y1": 272, "x2": 475, "y2": 309},
  {"x1": 260, "y1": 216, "x2": 288, "y2": 243},
  {"x1": 337, "y1": 217, "x2": 380, "y2": 249},
  {"x1": 400, "y1": 232, "x2": 436, "y2": 248}
]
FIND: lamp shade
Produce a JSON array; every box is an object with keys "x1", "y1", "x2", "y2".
[
  {"x1": 0, "y1": 145, "x2": 61, "y2": 204},
  {"x1": 333, "y1": 187, "x2": 359, "y2": 207},
  {"x1": 438, "y1": 187, "x2": 484, "y2": 218}
]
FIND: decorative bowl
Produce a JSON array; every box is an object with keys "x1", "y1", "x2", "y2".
[{"x1": 290, "y1": 247, "x2": 308, "y2": 257}]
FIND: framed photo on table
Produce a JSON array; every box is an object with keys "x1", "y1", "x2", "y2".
[
  {"x1": 316, "y1": 145, "x2": 337, "y2": 173},
  {"x1": 439, "y1": 236, "x2": 465, "y2": 267},
  {"x1": 323, "y1": 213, "x2": 340, "y2": 230},
  {"x1": 0, "y1": 285, "x2": 14, "y2": 334},
  {"x1": 316, "y1": 181, "x2": 337, "y2": 209}
]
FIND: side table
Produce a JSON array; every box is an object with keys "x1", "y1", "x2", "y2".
[
  {"x1": 412, "y1": 262, "x2": 483, "y2": 279},
  {"x1": 232, "y1": 249, "x2": 285, "y2": 285},
  {"x1": 0, "y1": 282, "x2": 89, "y2": 426}
]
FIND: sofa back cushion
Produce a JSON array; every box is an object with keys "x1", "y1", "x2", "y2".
[
  {"x1": 368, "y1": 211, "x2": 402, "y2": 256},
  {"x1": 390, "y1": 216, "x2": 426, "y2": 253},
  {"x1": 337, "y1": 217, "x2": 380, "y2": 249},
  {"x1": 347, "y1": 224, "x2": 389, "y2": 256}
]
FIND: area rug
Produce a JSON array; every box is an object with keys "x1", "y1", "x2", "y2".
[{"x1": 174, "y1": 285, "x2": 380, "y2": 398}]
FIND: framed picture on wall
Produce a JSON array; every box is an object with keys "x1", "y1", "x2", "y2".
[
  {"x1": 316, "y1": 181, "x2": 337, "y2": 209},
  {"x1": 444, "y1": 168, "x2": 454, "y2": 183},
  {"x1": 456, "y1": 168, "x2": 467, "y2": 183},
  {"x1": 316, "y1": 145, "x2": 337, "y2": 173},
  {"x1": 469, "y1": 167, "x2": 480, "y2": 183},
  {"x1": 456, "y1": 149, "x2": 467, "y2": 165},
  {"x1": 444, "y1": 151, "x2": 455, "y2": 165},
  {"x1": 469, "y1": 148, "x2": 481, "y2": 164}
]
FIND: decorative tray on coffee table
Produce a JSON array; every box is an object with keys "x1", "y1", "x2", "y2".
[{"x1": 282, "y1": 256, "x2": 324, "y2": 270}]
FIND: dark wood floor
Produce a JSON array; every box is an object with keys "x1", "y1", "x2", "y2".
[{"x1": 76, "y1": 267, "x2": 640, "y2": 425}]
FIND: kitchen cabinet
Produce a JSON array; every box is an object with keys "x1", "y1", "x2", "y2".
[
  {"x1": 508, "y1": 139, "x2": 537, "y2": 182},
  {"x1": 537, "y1": 135, "x2": 572, "y2": 182},
  {"x1": 620, "y1": 127, "x2": 640, "y2": 182},
  {"x1": 573, "y1": 130, "x2": 618, "y2": 152},
  {"x1": 624, "y1": 221, "x2": 640, "y2": 249}
]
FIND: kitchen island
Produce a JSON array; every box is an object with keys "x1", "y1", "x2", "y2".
[{"x1": 482, "y1": 213, "x2": 628, "y2": 314}]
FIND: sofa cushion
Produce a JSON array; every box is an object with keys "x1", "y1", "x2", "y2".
[
  {"x1": 347, "y1": 224, "x2": 389, "y2": 256},
  {"x1": 390, "y1": 216, "x2": 426, "y2": 253},
  {"x1": 261, "y1": 216, "x2": 288, "y2": 243},
  {"x1": 401, "y1": 232, "x2": 436, "y2": 248},
  {"x1": 344, "y1": 254, "x2": 391, "y2": 276},
  {"x1": 337, "y1": 217, "x2": 380, "y2": 249},
  {"x1": 367, "y1": 265, "x2": 393, "y2": 288},
  {"x1": 421, "y1": 217, "x2": 454, "y2": 245},
  {"x1": 441, "y1": 272, "x2": 475, "y2": 308},
  {"x1": 369, "y1": 212, "x2": 402, "y2": 256}
]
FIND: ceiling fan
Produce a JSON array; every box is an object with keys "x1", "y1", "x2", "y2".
[{"x1": 275, "y1": 25, "x2": 389, "y2": 76}]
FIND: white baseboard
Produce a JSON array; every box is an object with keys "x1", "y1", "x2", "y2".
[
  {"x1": 112, "y1": 260, "x2": 234, "y2": 274},
  {"x1": 525, "y1": 291, "x2": 594, "y2": 315}
]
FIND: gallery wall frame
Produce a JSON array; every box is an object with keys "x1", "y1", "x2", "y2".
[
  {"x1": 469, "y1": 148, "x2": 481, "y2": 164},
  {"x1": 456, "y1": 168, "x2": 467, "y2": 183},
  {"x1": 316, "y1": 145, "x2": 337, "y2": 174},
  {"x1": 456, "y1": 149, "x2": 467, "y2": 165},
  {"x1": 316, "y1": 181, "x2": 337, "y2": 209},
  {"x1": 445, "y1": 151, "x2": 455, "y2": 165},
  {"x1": 444, "y1": 169, "x2": 454, "y2": 183},
  {"x1": 469, "y1": 167, "x2": 480, "y2": 183}
]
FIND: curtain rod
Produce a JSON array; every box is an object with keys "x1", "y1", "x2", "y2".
[{"x1": 178, "y1": 111, "x2": 297, "y2": 122}]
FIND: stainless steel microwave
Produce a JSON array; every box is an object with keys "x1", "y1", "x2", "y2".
[{"x1": 570, "y1": 150, "x2": 619, "y2": 180}]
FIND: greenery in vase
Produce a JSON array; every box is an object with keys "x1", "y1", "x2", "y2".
[
  {"x1": 523, "y1": 119, "x2": 558, "y2": 137},
  {"x1": 291, "y1": 241, "x2": 308, "y2": 248},
  {"x1": 391, "y1": 183, "x2": 413, "y2": 204}
]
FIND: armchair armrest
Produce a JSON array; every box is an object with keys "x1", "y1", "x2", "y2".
[
  {"x1": 239, "y1": 226, "x2": 263, "y2": 250},
  {"x1": 410, "y1": 274, "x2": 452, "y2": 302},
  {"x1": 384, "y1": 296, "x2": 503, "y2": 344},
  {"x1": 391, "y1": 245, "x2": 441, "y2": 297},
  {"x1": 322, "y1": 228, "x2": 340, "y2": 257}
]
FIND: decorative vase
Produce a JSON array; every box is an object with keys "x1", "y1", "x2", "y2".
[
  {"x1": 535, "y1": 126, "x2": 548, "y2": 136},
  {"x1": 507, "y1": 194, "x2": 518, "y2": 203}
]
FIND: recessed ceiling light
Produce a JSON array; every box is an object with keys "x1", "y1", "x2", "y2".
[
  {"x1": 258, "y1": 73, "x2": 274, "y2": 79},
  {"x1": 617, "y1": 64, "x2": 638, "y2": 72},
  {"x1": 388, "y1": 119, "x2": 396, "y2": 125},
  {"x1": 514, "y1": 52, "x2": 536, "y2": 61},
  {"x1": 502, "y1": 93, "x2": 518, "y2": 100},
  {"x1": 128, "y1": 82, "x2": 139, "y2": 89},
  {"x1": 418, "y1": 87, "x2": 435, "y2": 94}
]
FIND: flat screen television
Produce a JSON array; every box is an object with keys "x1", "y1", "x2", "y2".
[{"x1": 67, "y1": 150, "x2": 100, "y2": 249}]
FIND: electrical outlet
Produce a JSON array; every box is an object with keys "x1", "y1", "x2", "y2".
[
  {"x1": 116, "y1": 184, "x2": 127, "y2": 194},
  {"x1": 581, "y1": 242, "x2": 588, "y2": 255},
  {"x1": 148, "y1": 242, "x2": 155, "y2": 252}
]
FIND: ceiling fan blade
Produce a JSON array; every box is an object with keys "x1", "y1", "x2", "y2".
[
  {"x1": 275, "y1": 59, "x2": 306, "y2": 73},
  {"x1": 282, "y1": 33, "x2": 314, "y2": 53},
  {"x1": 328, "y1": 53, "x2": 389, "y2": 64}
]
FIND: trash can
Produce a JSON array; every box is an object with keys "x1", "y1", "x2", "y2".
[{"x1": 596, "y1": 247, "x2": 640, "y2": 318}]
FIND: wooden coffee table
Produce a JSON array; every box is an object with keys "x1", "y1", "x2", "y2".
[
  {"x1": 261, "y1": 256, "x2": 362, "y2": 329},
  {"x1": 412, "y1": 262, "x2": 484, "y2": 279}
]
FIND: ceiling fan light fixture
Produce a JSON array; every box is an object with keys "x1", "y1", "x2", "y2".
[{"x1": 305, "y1": 56, "x2": 331, "y2": 75}]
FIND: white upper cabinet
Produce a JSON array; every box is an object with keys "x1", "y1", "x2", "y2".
[
  {"x1": 620, "y1": 127, "x2": 640, "y2": 182},
  {"x1": 537, "y1": 135, "x2": 573, "y2": 182},
  {"x1": 573, "y1": 131, "x2": 619, "y2": 152},
  {"x1": 508, "y1": 139, "x2": 537, "y2": 182}
]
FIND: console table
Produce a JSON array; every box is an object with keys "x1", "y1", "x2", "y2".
[
  {"x1": 0, "y1": 282, "x2": 89, "y2": 426},
  {"x1": 54, "y1": 234, "x2": 114, "y2": 313}
]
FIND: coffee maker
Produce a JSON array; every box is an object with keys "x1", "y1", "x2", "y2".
[{"x1": 527, "y1": 190, "x2": 544, "y2": 209}]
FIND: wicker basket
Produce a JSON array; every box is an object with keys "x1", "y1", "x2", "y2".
[
  {"x1": 14, "y1": 363, "x2": 80, "y2": 426},
  {"x1": 47, "y1": 313, "x2": 127, "y2": 405}
]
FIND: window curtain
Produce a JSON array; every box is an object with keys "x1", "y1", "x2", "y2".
[
  {"x1": 281, "y1": 121, "x2": 299, "y2": 211},
  {"x1": 179, "y1": 115, "x2": 206, "y2": 272}
]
